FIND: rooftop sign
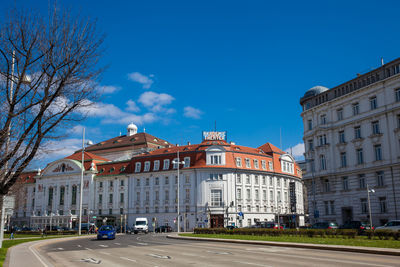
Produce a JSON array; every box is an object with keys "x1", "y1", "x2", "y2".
[{"x1": 202, "y1": 131, "x2": 227, "y2": 141}]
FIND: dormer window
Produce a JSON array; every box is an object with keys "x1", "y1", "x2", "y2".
[
  {"x1": 144, "y1": 161, "x2": 150, "y2": 172},
  {"x1": 254, "y1": 159, "x2": 259, "y2": 169},
  {"x1": 235, "y1": 157, "x2": 242, "y2": 167},
  {"x1": 135, "y1": 162, "x2": 141, "y2": 173},
  {"x1": 184, "y1": 157, "x2": 190, "y2": 168},
  {"x1": 245, "y1": 158, "x2": 251, "y2": 168},
  {"x1": 261, "y1": 160, "x2": 266, "y2": 170},
  {"x1": 163, "y1": 159, "x2": 170, "y2": 170},
  {"x1": 206, "y1": 146, "x2": 226, "y2": 165},
  {"x1": 269, "y1": 161, "x2": 273, "y2": 171},
  {"x1": 211, "y1": 155, "x2": 221, "y2": 165},
  {"x1": 154, "y1": 160, "x2": 160, "y2": 171},
  {"x1": 110, "y1": 167, "x2": 115, "y2": 173},
  {"x1": 173, "y1": 158, "x2": 179, "y2": 169}
]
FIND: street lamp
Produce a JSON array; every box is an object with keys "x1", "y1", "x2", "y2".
[
  {"x1": 172, "y1": 150, "x2": 185, "y2": 233},
  {"x1": 78, "y1": 128, "x2": 93, "y2": 236},
  {"x1": 367, "y1": 184, "x2": 375, "y2": 230}
]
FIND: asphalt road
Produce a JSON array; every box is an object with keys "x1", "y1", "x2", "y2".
[{"x1": 36, "y1": 233, "x2": 400, "y2": 267}]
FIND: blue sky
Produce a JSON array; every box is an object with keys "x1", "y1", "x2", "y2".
[{"x1": 6, "y1": 0, "x2": 400, "y2": 168}]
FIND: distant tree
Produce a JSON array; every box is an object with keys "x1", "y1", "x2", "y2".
[{"x1": 0, "y1": 7, "x2": 104, "y2": 195}]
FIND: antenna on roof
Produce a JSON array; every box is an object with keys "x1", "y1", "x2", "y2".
[{"x1": 381, "y1": 57, "x2": 384, "y2": 66}]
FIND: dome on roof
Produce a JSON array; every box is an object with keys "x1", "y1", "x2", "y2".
[
  {"x1": 127, "y1": 123, "x2": 137, "y2": 136},
  {"x1": 303, "y1": 85, "x2": 329, "y2": 98}
]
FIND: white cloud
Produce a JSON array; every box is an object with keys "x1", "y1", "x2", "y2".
[
  {"x1": 184, "y1": 106, "x2": 203, "y2": 119},
  {"x1": 102, "y1": 112, "x2": 157, "y2": 125},
  {"x1": 97, "y1": 85, "x2": 120, "y2": 94},
  {"x1": 78, "y1": 100, "x2": 125, "y2": 118},
  {"x1": 127, "y1": 72, "x2": 154, "y2": 89},
  {"x1": 36, "y1": 138, "x2": 82, "y2": 161},
  {"x1": 138, "y1": 91, "x2": 175, "y2": 112},
  {"x1": 285, "y1": 143, "x2": 305, "y2": 159},
  {"x1": 126, "y1": 100, "x2": 140, "y2": 112}
]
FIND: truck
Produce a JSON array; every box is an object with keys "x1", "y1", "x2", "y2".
[{"x1": 133, "y1": 217, "x2": 148, "y2": 234}]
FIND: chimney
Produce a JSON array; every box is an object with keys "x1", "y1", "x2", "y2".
[
  {"x1": 230, "y1": 141, "x2": 235, "y2": 145},
  {"x1": 187, "y1": 142, "x2": 191, "y2": 145}
]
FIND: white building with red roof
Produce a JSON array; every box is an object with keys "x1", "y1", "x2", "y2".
[{"x1": 12, "y1": 126, "x2": 304, "y2": 231}]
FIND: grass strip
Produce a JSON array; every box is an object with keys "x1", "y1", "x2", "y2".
[{"x1": 180, "y1": 233, "x2": 400, "y2": 249}]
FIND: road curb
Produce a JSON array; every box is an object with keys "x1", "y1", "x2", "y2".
[{"x1": 167, "y1": 234, "x2": 400, "y2": 256}]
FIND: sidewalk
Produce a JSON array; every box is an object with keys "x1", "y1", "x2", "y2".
[
  {"x1": 167, "y1": 233, "x2": 400, "y2": 256},
  {"x1": 4, "y1": 235, "x2": 94, "y2": 267}
]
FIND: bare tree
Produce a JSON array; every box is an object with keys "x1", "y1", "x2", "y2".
[{"x1": 0, "y1": 7, "x2": 104, "y2": 195}]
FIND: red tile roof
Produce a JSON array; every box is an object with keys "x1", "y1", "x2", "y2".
[
  {"x1": 66, "y1": 151, "x2": 110, "y2": 162},
  {"x1": 18, "y1": 171, "x2": 37, "y2": 184}
]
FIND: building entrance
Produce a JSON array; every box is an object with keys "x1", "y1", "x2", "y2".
[
  {"x1": 210, "y1": 214, "x2": 224, "y2": 228},
  {"x1": 341, "y1": 207, "x2": 353, "y2": 223}
]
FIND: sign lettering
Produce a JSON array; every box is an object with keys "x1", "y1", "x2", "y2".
[{"x1": 202, "y1": 131, "x2": 227, "y2": 141}]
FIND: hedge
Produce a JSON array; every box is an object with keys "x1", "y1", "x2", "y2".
[{"x1": 5, "y1": 230, "x2": 79, "y2": 235}]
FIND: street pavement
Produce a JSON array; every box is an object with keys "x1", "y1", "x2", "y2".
[{"x1": 7, "y1": 233, "x2": 400, "y2": 267}]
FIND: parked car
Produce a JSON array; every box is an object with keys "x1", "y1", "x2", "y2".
[
  {"x1": 155, "y1": 225, "x2": 172, "y2": 233},
  {"x1": 375, "y1": 220, "x2": 400, "y2": 231},
  {"x1": 260, "y1": 222, "x2": 283, "y2": 230},
  {"x1": 97, "y1": 225, "x2": 116, "y2": 240},
  {"x1": 339, "y1": 221, "x2": 373, "y2": 233},
  {"x1": 311, "y1": 222, "x2": 338, "y2": 229}
]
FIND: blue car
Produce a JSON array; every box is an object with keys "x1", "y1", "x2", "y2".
[{"x1": 97, "y1": 225, "x2": 116, "y2": 240}]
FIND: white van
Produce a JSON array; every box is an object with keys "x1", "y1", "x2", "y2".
[{"x1": 134, "y1": 217, "x2": 148, "y2": 234}]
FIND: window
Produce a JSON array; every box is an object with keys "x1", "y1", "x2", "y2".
[
  {"x1": 71, "y1": 185, "x2": 77, "y2": 205},
  {"x1": 320, "y1": 155, "x2": 326, "y2": 170},
  {"x1": 59, "y1": 186, "x2": 65, "y2": 206},
  {"x1": 236, "y1": 157, "x2": 242, "y2": 167},
  {"x1": 185, "y1": 189, "x2": 190, "y2": 201},
  {"x1": 109, "y1": 209, "x2": 112, "y2": 215},
  {"x1": 379, "y1": 197, "x2": 387, "y2": 213},
  {"x1": 237, "y1": 188, "x2": 242, "y2": 200},
  {"x1": 376, "y1": 171, "x2": 384, "y2": 186},
  {"x1": 165, "y1": 176, "x2": 169, "y2": 185},
  {"x1": 324, "y1": 201, "x2": 329, "y2": 215},
  {"x1": 173, "y1": 158, "x2": 179, "y2": 169},
  {"x1": 145, "y1": 178, "x2": 150, "y2": 186},
  {"x1": 277, "y1": 178, "x2": 281, "y2": 187},
  {"x1": 109, "y1": 181, "x2": 113, "y2": 188},
  {"x1": 120, "y1": 193, "x2": 124, "y2": 203},
  {"x1": 185, "y1": 175, "x2": 190, "y2": 184},
  {"x1": 339, "y1": 131, "x2": 345, "y2": 143},
  {"x1": 146, "y1": 191, "x2": 150, "y2": 201},
  {"x1": 330, "y1": 201, "x2": 335, "y2": 215},
  {"x1": 269, "y1": 161, "x2": 273, "y2": 170},
  {"x1": 246, "y1": 175, "x2": 250, "y2": 184},
  {"x1": 361, "y1": 198, "x2": 368, "y2": 213},
  {"x1": 98, "y1": 209, "x2": 102, "y2": 215},
  {"x1": 320, "y1": 114, "x2": 327, "y2": 125},
  {"x1": 269, "y1": 177, "x2": 273, "y2": 186},
  {"x1": 120, "y1": 208, "x2": 124, "y2": 215},
  {"x1": 184, "y1": 157, "x2": 190, "y2": 168},
  {"x1": 48, "y1": 187, "x2": 53, "y2": 206},
  {"x1": 352, "y1": 103, "x2": 359, "y2": 115},
  {"x1": 397, "y1": 114, "x2": 400, "y2": 129},
  {"x1": 277, "y1": 191, "x2": 281, "y2": 203},
  {"x1": 154, "y1": 160, "x2": 160, "y2": 171},
  {"x1": 323, "y1": 179, "x2": 331, "y2": 192},
  {"x1": 136, "y1": 178, "x2": 140, "y2": 186},
  {"x1": 247, "y1": 205, "x2": 251, "y2": 212},
  {"x1": 136, "y1": 192, "x2": 140, "y2": 202},
  {"x1": 254, "y1": 175, "x2": 259, "y2": 185},
  {"x1": 255, "y1": 189, "x2": 259, "y2": 200},
  {"x1": 246, "y1": 189, "x2": 251, "y2": 199},
  {"x1": 370, "y1": 96, "x2": 378, "y2": 110},
  {"x1": 356, "y1": 149, "x2": 364, "y2": 164},
  {"x1": 308, "y1": 139, "x2": 314, "y2": 151},
  {"x1": 165, "y1": 206, "x2": 169, "y2": 213},
  {"x1": 256, "y1": 205, "x2": 260, "y2": 212},
  {"x1": 210, "y1": 155, "x2": 222, "y2": 165},
  {"x1": 254, "y1": 159, "x2": 259, "y2": 169},
  {"x1": 374, "y1": 144, "x2": 382, "y2": 161},
  {"x1": 245, "y1": 158, "x2": 251, "y2": 168},
  {"x1": 120, "y1": 180, "x2": 124, "y2": 186},
  {"x1": 359, "y1": 174, "x2": 366, "y2": 189},
  {"x1": 308, "y1": 119, "x2": 312, "y2": 130},
  {"x1": 396, "y1": 88, "x2": 400, "y2": 102},
  {"x1": 342, "y1": 176, "x2": 349, "y2": 190},
  {"x1": 337, "y1": 109, "x2": 343, "y2": 121},
  {"x1": 155, "y1": 191, "x2": 159, "y2": 201},
  {"x1": 209, "y1": 173, "x2": 223, "y2": 180},
  {"x1": 261, "y1": 160, "x2": 266, "y2": 169},
  {"x1": 340, "y1": 152, "x2": 347, "y2": 168},
  {"x1": 163, "y1": 159, "x2": 170, "y2": 170},
  {"x1": 135, "y1": 162, "x2": 141, "y2": 172},
  {"x1": 236, "y1": 174, "x2": 241, "y2": 183},
  {"x1": 262, "y1": 176, "x2": 266, "y2": 185},
  {"x1": 318, "y1": 134, "x2": 327, "y2": 146},
  {"x1": 144, "y1": 161, "x2": 150, "y2": 172},
  {"x1": 155, "y1": 177, "x2": 159, "y2": 185},
  {"x1": 99, "y1": 194, "x2": 103, "y2": 204},
  {"x1": 210, "y1": 190, "x2": 222, "y2": 207},
  {"x1": 269, "y1": 190, "x2": 274, "y2": 201},
  {"x1": 372, "y1": 121, "x2": 380, "y2": 135},
  {"x1": 354, "y1": 126, "x2": 362, "y2": 139}
]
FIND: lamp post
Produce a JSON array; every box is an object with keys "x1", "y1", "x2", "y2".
[
  {"x1": 367, "y1": 184, "x2": 375, "y2": 229},
  {"x1": 78, "y1": 128, "x2": 93, "y2": 236},
  {"x1": 172, "y1": 150, "x2": 185, "y2": 233}
]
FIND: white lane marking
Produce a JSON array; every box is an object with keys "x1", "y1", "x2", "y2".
[
  {"x1": 99, "y1": 251, "x2": 111, "y2": 255},
  {"x1": 234, "y1": 261, "x2": 273, "y2": 267},
  {"x1": 80, "y1": 258, "x2": 101, "y2": 264},
  {"x1": 120, "y1": 257, "x2": 137, "y2": 262},
  {"x1": 99, "y1": 244, "x2": 108, "y2": 247},
  {"x1": 28, "y1": 244, "x2": 49, "y2": 267},
  {"x1": 85, "y1": 247, "x2": 93, "y2": 250},
  {"x1": 138, "y1": 242, "x2": 148, "y2": 246},
  {"x1": 147, "y1": 254, "x2": 171, "y2": 259},
  {"x1": 150, "y1": 248, "x2": 166, "y2": 252},
  {"x1": 77, "y1": 245, "x2": 82, "y2": 248},
  {"x1": 57, "y1": 248, "x2": 64, "y2": 250},
  {"x1": 114, "y1": 242, "x2": 121, "y2": 245}
]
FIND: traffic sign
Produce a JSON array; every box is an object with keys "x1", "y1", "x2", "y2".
[{"x1": 238, "y1": 211, "x2": 244, "y2": 217}]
